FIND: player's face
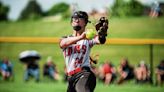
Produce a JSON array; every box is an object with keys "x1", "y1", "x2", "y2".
[
  {"x1": 121, "y1": 60, "x2": 127, "y2": 66},
  {"x1": 72, "y1": 17, "x2": 86, "y2": 28}
]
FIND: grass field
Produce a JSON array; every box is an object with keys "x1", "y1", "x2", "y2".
[
  {"x1": 0, "y1": 17, "x2": 164, "y2": 38},
  {"x1": 0, "y1": 81, "x2": 163, "y2": 92},
  {"x1": 0, "y1": 17, "x2": 164, "y2": 92}
]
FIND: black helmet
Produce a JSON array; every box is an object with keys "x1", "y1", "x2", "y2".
[{"x1": 71, "y1": 11, "x2": 90, "y2": 24}]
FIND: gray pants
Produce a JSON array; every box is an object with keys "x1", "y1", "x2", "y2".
[{"x1": 67, "y1": 67, "x2": 96, "y2": 92}]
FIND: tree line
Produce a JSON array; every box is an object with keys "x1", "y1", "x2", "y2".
[{"x1": 0, "y1": 0, "x2": 154, "y2": 21}]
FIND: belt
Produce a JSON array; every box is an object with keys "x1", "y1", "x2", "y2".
[
  {"x1": 67, "y1": 67, "x2": 82, "y2": 76},
  {"x1": 67, "y1": 67, "x2": 91, "y2": 76}
]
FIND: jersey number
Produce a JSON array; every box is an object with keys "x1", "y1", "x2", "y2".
[{"x1": 74, "y1": 56, "x2": 83, "y2": 68}]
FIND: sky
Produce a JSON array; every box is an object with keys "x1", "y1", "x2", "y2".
[{"x1": 0, "y1": 0, "x2": 164, "y2": 21}]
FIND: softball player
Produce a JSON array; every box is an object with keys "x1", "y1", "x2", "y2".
[{"x1": 59, "y1": 11, "x2": 108, "y2": 92}]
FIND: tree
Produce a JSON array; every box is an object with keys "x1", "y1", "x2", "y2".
[
  {"x1": 111, "y1": 0, "x2": 126, "y2": 17},
  {"x1": 111, "y1": 0, "x2": 144, "y2": 17},
  {"x1": 0, "y1": 1, "x2": 9, "y2": 21},
  {"x1": 19, "y1": 0, "x2": 43, "y2": 20},
  {"x1": 48, "y1": 2, "x2": 71, "y2": 18},
  {"x1": 128, "y1": 0, "x2": 144, "y2": 16}
]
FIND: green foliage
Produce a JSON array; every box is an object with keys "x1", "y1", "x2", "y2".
[
  {"x1": 48, "y1": 2, "x2": 69, "y2": 15},
  {"x1": 0, "y1": 1, "x2": 9, "y2": 21},
  {"x1": 48, "y1": 2, "x2": 71, "y2": 19},
  {"x1": 19, "y1": 0, "x2": 43, "y2": 20},
  {"x1": 129, "y1": 0, "x2": 144, "y2": 16},
  {"x1": 111, "y1": 0, "x2": 144, "y2": 17},
  {"x1": 62, "y1": 9, "x2": 71, "y2": 19},
  {"x1": 111, "y1": 0, "x2": 126, "y2": 17}
]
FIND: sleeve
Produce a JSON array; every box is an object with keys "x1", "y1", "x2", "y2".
[{"x1": 59, "y1": 35, "x2": 69, "y2": 49}]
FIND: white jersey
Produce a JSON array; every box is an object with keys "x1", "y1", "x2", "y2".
[{"x1": 62, "y1": 36, "x2": 98, "y2": 73}]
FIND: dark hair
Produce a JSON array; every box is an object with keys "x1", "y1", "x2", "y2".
[
  {"x1": 71, "y1": 11, "x2": 89, "y2": 24},
  {"x1": 160, "y1": 60, "x2": 164, "y2": 64}
]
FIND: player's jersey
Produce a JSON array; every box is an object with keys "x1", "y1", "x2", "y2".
[{"x1": 62, "y1": 36, "x2": 98, "y2": 73}]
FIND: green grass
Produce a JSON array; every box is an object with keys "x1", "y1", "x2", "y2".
[
  {"x1": 108, "y1": 17, "x2": 164, "y2": 38},
  {"x1": 0, "y1": 81, "x2": 67, "y2": 92},
  {"x1": 0, "y1": 43, "x2": 163, "y2": 92},
  {"x1": 0, "y1": 80, "x2": 163, "y2": 92},
  {"x1": 0, "y1": 17, "x2": 164, "y2": 92},
  {"x1": 0, "y1": 17, "x2": 164, "y2": 38},
  {"x1": 0, "y1": 43, "x2": 163, "y2": 74}
]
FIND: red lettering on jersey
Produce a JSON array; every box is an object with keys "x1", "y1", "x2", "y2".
[
  {"x1": 79, "y1": 56, "x2": 83, "y2": 64},
  {"x1": 67, "y1": 47, "x2": 72, "y2": 56},
  {"x1": 74, "y1": 59, "x2": 78, "y2": 68},
  {"x1": 82, "y1": 45, "x2": 86, "y2": 54},
  {"x1": 74, "y1": 45, "x2": 80, "y2": 54}
]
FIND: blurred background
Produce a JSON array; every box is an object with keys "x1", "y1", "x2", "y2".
[{"x1": 0, "y1": 0, "x2": 164, "y2": 92}]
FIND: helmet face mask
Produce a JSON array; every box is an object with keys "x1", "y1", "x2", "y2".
[
  {"x1": 71, "y1": 11, "x2": 89, "y2": 24},
  {"x1": 73, "y1": 25, "x2": 82, "y2": 31}
]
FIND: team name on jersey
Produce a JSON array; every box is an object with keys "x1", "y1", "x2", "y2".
[{"x1": 65, "y1": 44, "x2": 87, "y2": 56}]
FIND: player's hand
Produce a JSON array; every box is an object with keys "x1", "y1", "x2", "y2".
[{"x1": 80, "y1": 32, "x2": 86, "y2": 40}]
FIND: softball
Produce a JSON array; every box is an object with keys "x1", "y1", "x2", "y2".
[{"x1": 86, "y1": 29, "x2": 96, "y2": 40}]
